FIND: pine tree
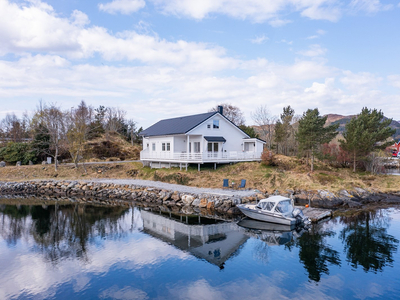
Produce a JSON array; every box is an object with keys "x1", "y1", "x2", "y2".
[
  {"x1": 274, "y1": 106, "x2": 295, "y2": 155},
  {"x1": 296, "y1": 108, "x2": 339, "y2": 171},
  {"x1": 340, "y1": 107, "x2": 395, "y2": 172}
]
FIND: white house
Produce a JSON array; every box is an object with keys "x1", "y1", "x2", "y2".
[{"x1": 140, "y1": 106, "x2": 266, "y2": 170}]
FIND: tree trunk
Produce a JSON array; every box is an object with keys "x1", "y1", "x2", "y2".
[
  {"x1": 55, "y1": 145, "x2": 58, "y2": 171},
  {"x1": 311, "y1": 147, "x2": 314, "y2": 172},
  {"x1": 353, "y1": 151, "x2": 356, "y2": 172}
]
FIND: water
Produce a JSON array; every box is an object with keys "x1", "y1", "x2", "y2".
[{"x1": 1, "y1": 200, "x2": 400, "y2": 299}]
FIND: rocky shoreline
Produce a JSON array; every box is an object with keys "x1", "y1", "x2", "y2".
[{"x1": 1, "y1": 180, "x2": 400, "y2": 215}]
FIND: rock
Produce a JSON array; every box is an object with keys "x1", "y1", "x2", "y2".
[
  {"x1": 192, "y1": 198, "x2": 201, "y2": 207},
  {"x1": 42, "y1": 161, "x2": 47, "y2": 165},
  {"x1": 181, "y1": 195, "x2": 194, "y2": 206},
  {"x1": 181, "y1": 206, "x2": 194, "y2": 214},
  {"x1": 0, "y1": 161, "x2": 5, "y2": 167},
  {"x1": 199, "y1": 198, "x2": 208, "y2": 208},
  {"x1": 206, "y1": 200, "x2": 215, "y2": 210},
  {"x1": 232, "y1": 198, "x2": 242, "y2": 205},
  {"x1": 16, "y1": 161, "x2": 21, "y2": 167},
  {"x1": 171, "y1": 192, "x2": 180, "y2": 201}
]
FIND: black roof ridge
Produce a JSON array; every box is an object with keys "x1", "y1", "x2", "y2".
[{"x1": 158, "y1": 111, "x2": 216, "y2": 122}]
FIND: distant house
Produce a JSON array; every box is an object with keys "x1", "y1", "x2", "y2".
[{"x1": 140, "y1": 106, "x2": 266, "y2": 170}]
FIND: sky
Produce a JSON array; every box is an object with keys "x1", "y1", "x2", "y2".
[{"x1": 0, "y1": 0, "x2": 400, "y2": 128}]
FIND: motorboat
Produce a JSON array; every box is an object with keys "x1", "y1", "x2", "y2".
[{"x1": 236, "y1": 195, "x2": 310, "y2": 226}]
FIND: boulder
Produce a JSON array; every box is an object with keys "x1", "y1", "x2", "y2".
[
  {"x1": 29, "y1": 161, "x2": 33, "y2": 165},
  {"x1": 181, "y1": 195, "x2": 194, "y2": 206},
  {"x1": 16, "y1": 161, "x2": 21, "y2": 167},
  {"x1": 192, "y1": 198, "x2": 201, "y2": 207},
  {"x1": 199, "y1": 198, "x2": 208, "y2": 208},
  {"x1": 171, "y1": 192, "x2": 180, "y2": 201},
  {"x1": 0, "y1": 161, "x2": 5, "y2": 167}
]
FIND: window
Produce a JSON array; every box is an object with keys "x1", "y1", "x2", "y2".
[
  {"x1": 152, "y1": 143, "x2": 155, "y2": 151},
  {"x1": 162, "y1": 143, "x2": 166, "y2": 151},
  {"x1": 207, "y1": 124, "x2": 211, "y2": 129},
  {"x1": 194, "y1": 142, "x2": 200, "y2": 153},
  {"x1": 166, "y1": 143, "x2": 170, "y2": 151},
  {"x1": 213, "y1": 120, "x2": 219, "y2": 129}
]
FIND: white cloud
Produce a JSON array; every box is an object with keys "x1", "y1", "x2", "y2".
[
  {"x1": 268, "y1": 18, "x2": 292, "y2": 27},
  {"x1": 388, "y1": 75, "x2": 400, "y2": 88},
  {"x1": 0, "y1": 0, "x2": 237, "y2": 71},
  {"x1": 250, "y1": 35, "x2": 268, "y2": 44},
  {"x1": 298, "y1": 44, "x2": 327, "y2": 57},
  {"x1": 307, "y1": 29, "x2": 327, "y2": 39},
  {"x1": 150, "y1": 0, "x2": 343, "y2": 23},
  {"x1": 349, "y1": 0, "x2": 393, "y2": 13},
  {"x1": 99, "y1": 0, "x2": 146, "y2": 15}
]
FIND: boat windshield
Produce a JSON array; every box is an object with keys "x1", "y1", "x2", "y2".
[
  {"x1": 275, "y1": 200, "x2": 293, "y2": 215},
  {"x1": 257, "y1": 201, "x2": 274, "y2": 211}
]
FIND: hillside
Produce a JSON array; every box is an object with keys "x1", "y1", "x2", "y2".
[{"x1": 324, "y1": 114, "x2": 400, "y2": 140}]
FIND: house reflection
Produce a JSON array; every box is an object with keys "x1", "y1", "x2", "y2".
[{"x1": 140, "y1": 209, "x2": 249, "y2": 268}]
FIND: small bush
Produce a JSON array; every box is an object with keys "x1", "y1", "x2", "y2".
[{"x1": 261, "y1": 149, "x2": 275, "y2": 166}]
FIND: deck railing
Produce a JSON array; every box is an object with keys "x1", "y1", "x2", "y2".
[{"x1": 140, "y1": 150, "x2": 261, "y2": 162}]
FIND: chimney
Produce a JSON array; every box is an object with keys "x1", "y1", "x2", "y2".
[{"x1": 218, "y1": 105, "x2": 223, "y2": 115}]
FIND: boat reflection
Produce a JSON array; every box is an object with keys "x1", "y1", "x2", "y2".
[
  {"x1": 237, "y1": 218, "x2": 305, "y2": 246},
  {"x1": 140, "y1": 209, "x2": 249, "y2": 268}
]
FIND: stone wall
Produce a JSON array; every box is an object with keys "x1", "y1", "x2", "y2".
[
  {"x1": 0, "y1": 180, "x2": 266, "y2": 216},
  {"x1": 1, "y1": 181, "x2": 400, "y2": 214}
]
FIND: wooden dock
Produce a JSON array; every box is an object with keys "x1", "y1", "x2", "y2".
[{"x1": 297, "y1": 206, "x2": 332, "y2": 222}]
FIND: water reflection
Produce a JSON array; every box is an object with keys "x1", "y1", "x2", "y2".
[
  {"x1": 296, "y1": 223, "x2": 341, "y2": 282},
  {"x1": 339, "y1": 210, "x2": 399, "y2": 273},
  {"x1": 0, "y1": 199, "x2": 400, "y2": 299},
  {"x1": 0, "y1": 203, "x2": 130, "y2": 263},
  {"x1": 141, "y1": 209, "x2": 248, "y2": 268}
]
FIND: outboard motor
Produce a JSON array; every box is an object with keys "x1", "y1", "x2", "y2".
[{"x1": 293, "y1": 208, "x2": 311, "y2": 226}]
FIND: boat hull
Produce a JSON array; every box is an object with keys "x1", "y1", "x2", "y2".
[{"x1": 237, "y1": 204, "x2": 298, "y2": 226}]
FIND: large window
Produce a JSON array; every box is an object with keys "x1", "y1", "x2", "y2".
[
  {"x1": 213, "y1": 120, "x2": 219, "y2": 129},
  {"x1": 162, "y1": 143, "x2": 171, "y2": 151},
  {"x1": 152, "y1": 143, "x2": 155, "y2": 151}
]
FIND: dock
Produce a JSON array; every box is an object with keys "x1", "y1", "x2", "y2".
[{"x1": 297, "y1": 206, "x2": 332, "y2": 222}]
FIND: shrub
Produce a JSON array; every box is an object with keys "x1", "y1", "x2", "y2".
[{"x1": 261, "y1": 149, "x2": 275, "y2": 166}]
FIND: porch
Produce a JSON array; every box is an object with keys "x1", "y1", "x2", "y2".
[{"x1": 140, "y1": 148, "x2": 261, "y2": 163}]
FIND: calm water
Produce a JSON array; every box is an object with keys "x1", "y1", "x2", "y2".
[{"x1": 1, "y1": 200, "x2": 400, "y2": 300}]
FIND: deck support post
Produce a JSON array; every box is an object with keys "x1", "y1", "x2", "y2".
[
  {"x1": 198, "y1": 164, "x2": 200, "y2": 172},
  {"x1": 185, "y1": 163, "x2": 188, "y2": 171},
  {"x1": 180, "y1": 163, "x2": 182, "y2": 171},
  {"x1": 150, "y1": 162, "x2": 152, "y2": 169},
  {"x1": 214, "y1": 163, "x2": 217, "y2": 170}
]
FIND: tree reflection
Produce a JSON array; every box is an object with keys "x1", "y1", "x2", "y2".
[
  {"x1": 339, "y1": 210, "x2": 399, "y2": 273},
  {"x1": 0, "y1": 202, "x2": 130, "y2": 263},
  {"x1": 296, "y1": 224, "x2": 341, "y2": 282}
]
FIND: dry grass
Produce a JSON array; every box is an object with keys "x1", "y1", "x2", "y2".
[{"x1": 1, "y1": 155, "x2": 400, "y2": 193}]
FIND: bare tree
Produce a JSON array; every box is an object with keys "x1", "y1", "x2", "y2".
[
  {"x1": 209, "y1": 103, "x2": 246, "y2": 126},
  {"x1": 104, "y1": 107, "x2": 126, "y2": 138},
  {"x1": 0, "y1": 113, "x2": 26, "y2": 143},
  {"x1": 251, "y1": 105, "x2": 277, "y2": 150},
  {"x1": 32, "y1": 103, "x2": 66, "y2": 171},
  {"x1": 66, "y1": 101, "x2": 93, "y2": 168}
]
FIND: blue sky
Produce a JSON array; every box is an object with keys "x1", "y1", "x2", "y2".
[{"x1": 0, "y1": 0, "x2": 400, "y2": 128}]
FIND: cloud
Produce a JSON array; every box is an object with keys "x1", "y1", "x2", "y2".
[
  {"x1": 0, "y1": 0, "x2": 237, "y2": 71},
  {"x1": 388, "y1": 75, "x2": 400, "y2": 88},
  {"x1": 99, "y1": 0, "x2": 146, "y2": 15},
  {"x1": 250, "y1": 35, "x2": 268, "y2": 44},
  {"x1": 150, "y1": 0, "x2": 343, "y2": 23},
  {"x1": 307, "y1": 29, "x2": 327, "y2": 39},
  {"x1": 298, "y1": 44, "x2": 327, "y2": 57},
  {"x1": 349, "y1": 0, "x2": 393, "y2": 14}
]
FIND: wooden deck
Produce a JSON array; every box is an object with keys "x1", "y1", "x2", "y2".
[{"x1": 297, "y1": 206, "x2": 332, "y2": 222}]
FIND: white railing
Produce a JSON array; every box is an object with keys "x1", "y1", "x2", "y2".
[{"x1": 140, "y1": 150, "x2": 262, "y2": 162}]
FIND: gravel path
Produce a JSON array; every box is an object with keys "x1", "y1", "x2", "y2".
[{"x1": 87, "y1": 178, "x2": 258, "y2": 197}]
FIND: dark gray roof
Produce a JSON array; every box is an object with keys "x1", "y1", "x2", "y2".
[
  {"x1": 204, "y1": 136, "x2": 226, "y2": 142},
  {"x1": 140, "y1": 112, "x2": 217, "y2": 137}
]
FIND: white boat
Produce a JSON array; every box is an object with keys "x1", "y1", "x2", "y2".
[{"x1": 237, "y1": 195, "x2": 310, "y2": 226}]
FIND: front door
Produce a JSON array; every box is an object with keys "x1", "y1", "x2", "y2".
[{"x1": 207, "y1": 142, "x2": 219, "y2": 158}]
